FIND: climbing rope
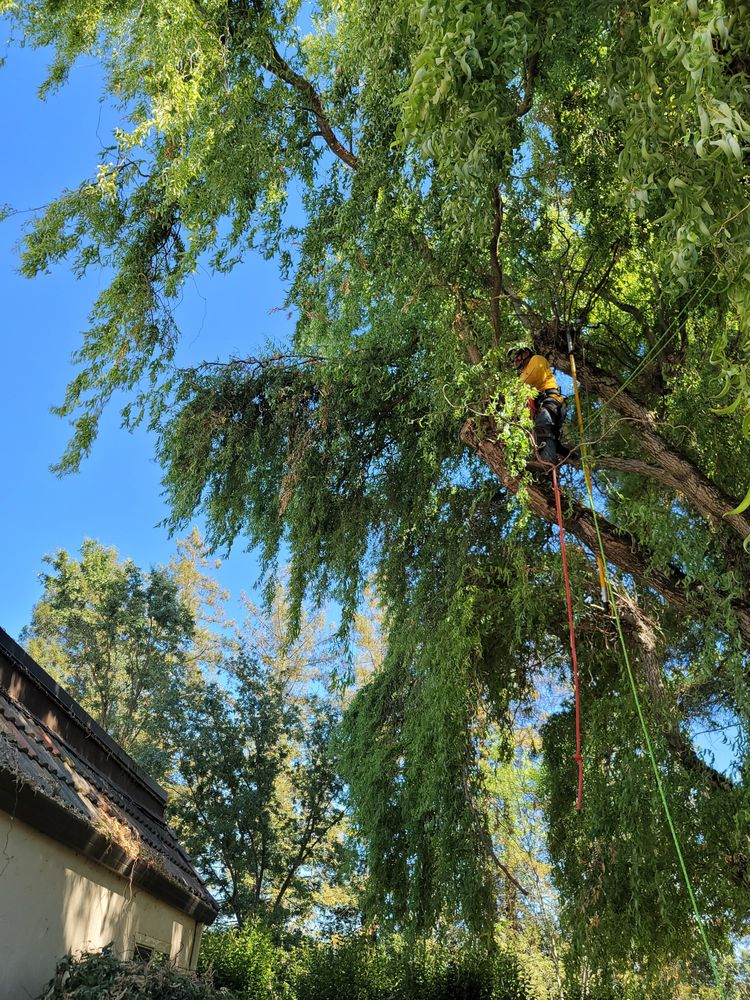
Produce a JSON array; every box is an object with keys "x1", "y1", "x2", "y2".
[
  {"x1": 566, "y1": 330, "x2": 608, "y2": 612},
  {"x1": 550, "y1": 463, "x2": 584, "y2": 811},
  {"x1": 531, "y1": 401, "x2": 584, "y2": 810},
  {"x1": 568, "y1": 347, "x2": 728, "y2": 999},
  {"x1": 543, "y1": 207, "x2": 745, "y2": 993}
]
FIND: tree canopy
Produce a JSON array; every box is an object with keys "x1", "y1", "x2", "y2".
[
  {"x1": 5, "y1": 0, "x2": 750, "y2": 981},
  {"x1": 24, "y1": 538, "x2": 196, "y2": 779},
  {"x1": 170, "y1": 589, "x2": 359, "y2": 932}
]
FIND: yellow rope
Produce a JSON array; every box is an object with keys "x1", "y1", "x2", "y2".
[{"x1": 567, "y1": 336, "x2": 608, "y2": 610}]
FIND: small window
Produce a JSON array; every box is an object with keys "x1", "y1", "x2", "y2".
[{"x1": 133, "y1": 944, "x2": 153, "y2": 963}]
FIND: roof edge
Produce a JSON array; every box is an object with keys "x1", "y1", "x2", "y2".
[
  {"x1": 0, "y1": 768, "x2": 219, "y2": 924},
  {"x1": 0, "y1": 626, "x2": 166, "y2": 809}
]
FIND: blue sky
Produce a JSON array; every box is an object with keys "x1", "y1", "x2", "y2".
[{"x1": 0, "y1": 41, "x2": 296, "y2": 640}]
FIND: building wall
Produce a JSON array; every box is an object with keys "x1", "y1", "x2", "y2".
[{"x1": 0, "y1": 811, "x2": 203, "y2": 999}]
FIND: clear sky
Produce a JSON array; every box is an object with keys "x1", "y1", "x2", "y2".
[{"x1": 1, "y1": 39, "x2": 296, "y2": 640}]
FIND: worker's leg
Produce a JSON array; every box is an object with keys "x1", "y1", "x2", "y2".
[
  {"x1": 534, "y1": 404, "x2": 557, "y2": 465},
  {"x1": 555, "y1": 401, "x2": 569, "y2": 459}
]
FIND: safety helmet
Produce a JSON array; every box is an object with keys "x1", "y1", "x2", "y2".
[{"x1": 505, "y1": 340, "x2": 533, "y2": 362}]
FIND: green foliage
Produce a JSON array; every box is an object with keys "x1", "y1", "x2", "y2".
[
  {"x1": 23, "y1": 538, "x2": 195, "y2": 780},
  {"x1": 291, "y1": 938, "x2": 532, "y2": 1000},
  {"x1": 37, "y1": 935, "x2": 742, "y2": 1000},
  {"x1": 199, "y1": 922, "x2": 281, "y2": 998},
  {"x1": 336, "y1": 480, "x2": 565, "y2": 935},
  {"x1": 199, "y1": 929, "x2": 738, "y2": 1000},
  {"x1": 37, "y1": 950, "x2": 236, "y2": 1000},
  {"x1": 168, "y1": 588, "x2": 358, "y2": 931},
  {"x1": 543, "y1": 697, "x2": 739, "y2": 977},
  {"x1": 6, "y1": 0, "x2": 750, "y2": 981},
  {"x1": 200, "y1": 931, "x2": 536, "y2": 1000}
]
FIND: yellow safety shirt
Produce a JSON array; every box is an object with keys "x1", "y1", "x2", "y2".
[{"x1": 520, "y1": 355, "x2": 562, "y2": 401}]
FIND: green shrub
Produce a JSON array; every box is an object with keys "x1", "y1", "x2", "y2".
[
  {"x1": 37, "y1": 950, "x2": 237, "y2": 999},
  {"x1": 35, "y1": 935, "x2": 730, "y2": 1000},
  {"x1": 289, "y1": 937, "x2": 397, "y2": 1000},
  {"x1": 198, "y1": 922, "x2": 283, "y2": 999},
  {"x1": 198, "y1": 930, "x2": 535, "y2": 1000},
  {"x1": 266, "y1": 934, "x2": 532, "y2": 1000}
]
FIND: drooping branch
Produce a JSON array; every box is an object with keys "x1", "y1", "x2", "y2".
[
  {"x1": 263, "y1": 38, "x2": 358, "y2": 170},
  {"x1": 232, "y1": 0, "x2": 358, "y2": 169},
  {"x1": 615, "y1": 594, "x2": 738, "y2": 796},
  {"x1": 602, "y1": 594, "x2": 748, "y2": 888},
  {"x1": 461, "y1": 756, "x2": 528, "y2": 898}
]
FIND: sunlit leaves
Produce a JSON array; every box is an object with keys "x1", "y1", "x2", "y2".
[
  {"x1": 23, "y1": 538, "x2": 196, "y2": 780},
  {"x1": 6, "y1": 0, "x2": 750, "y2": 973}
]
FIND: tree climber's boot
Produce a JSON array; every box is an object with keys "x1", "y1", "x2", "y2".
[{"x1": 533, "y1": 429, "x2": 557, "y2": 467}]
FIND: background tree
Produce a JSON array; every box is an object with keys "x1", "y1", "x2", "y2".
[
  {"x1": 5, "y1": 0, "x2": 750, "y2": 980},
  {"x1": 24, "y1": 538, "x2": 195, "y2": 780},
  {"x1": 170, "y1": 589, "x2": 358, "y2": 931},
  {"x1": 24, "y1": 536, "x2": 362, "y2": 931},
  {"x1": 169, "y1": 527, "x2": 233, "y2": 678}
]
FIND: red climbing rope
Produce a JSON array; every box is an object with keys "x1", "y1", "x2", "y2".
[
  {"x1": 551, "y1": 465, "x2": 584, "y2": 812},
  {"x1": 529, "y1": 389, "x2": 583, "y2": 810}
]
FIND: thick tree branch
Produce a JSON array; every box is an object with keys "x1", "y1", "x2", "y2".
[
  {"x1": 516, "y1": 52, "x2": 539, "y2": 117},
  {"x1": 600, "y1": 292, "x2": 649, "y2": 331},
  {"x1": 236, "y1": 0, "x2": 358, "y2": 169},
  {"x1": 540, "y1": 337, "x2": 750, "y2": 543},
  {"x1": 489, "y1": 190, "x2": 503, "y2": 345},
  {"x1": 460, "y1": 416, "x2": 750, "y2": 649},
  {"x1": 264, "y1": 39, "x2": 358, "y2": 170},
  {"x1": 580, "y1": 454, "x2": 684, "y2": 493}
]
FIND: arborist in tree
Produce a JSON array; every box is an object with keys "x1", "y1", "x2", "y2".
[{"x1": 508, "y1": 343, "x2": 569, "y2": 467}]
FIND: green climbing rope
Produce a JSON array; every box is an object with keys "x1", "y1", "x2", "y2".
[{"x1": 574, "y1": 432, "x2": 728, "y2": 998}]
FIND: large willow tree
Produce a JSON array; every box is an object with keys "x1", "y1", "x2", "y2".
[{"x1": 4, "y1": 0, "x2": 750, "y2": 981}]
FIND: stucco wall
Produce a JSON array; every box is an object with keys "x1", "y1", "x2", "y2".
[{"x1": 0, "y1": 811, "x2": 203, "y2": 999}]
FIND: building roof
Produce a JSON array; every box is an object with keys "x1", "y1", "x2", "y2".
[{"x1": 0, "y1": 626, "x2": 219, "y2": 925}]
